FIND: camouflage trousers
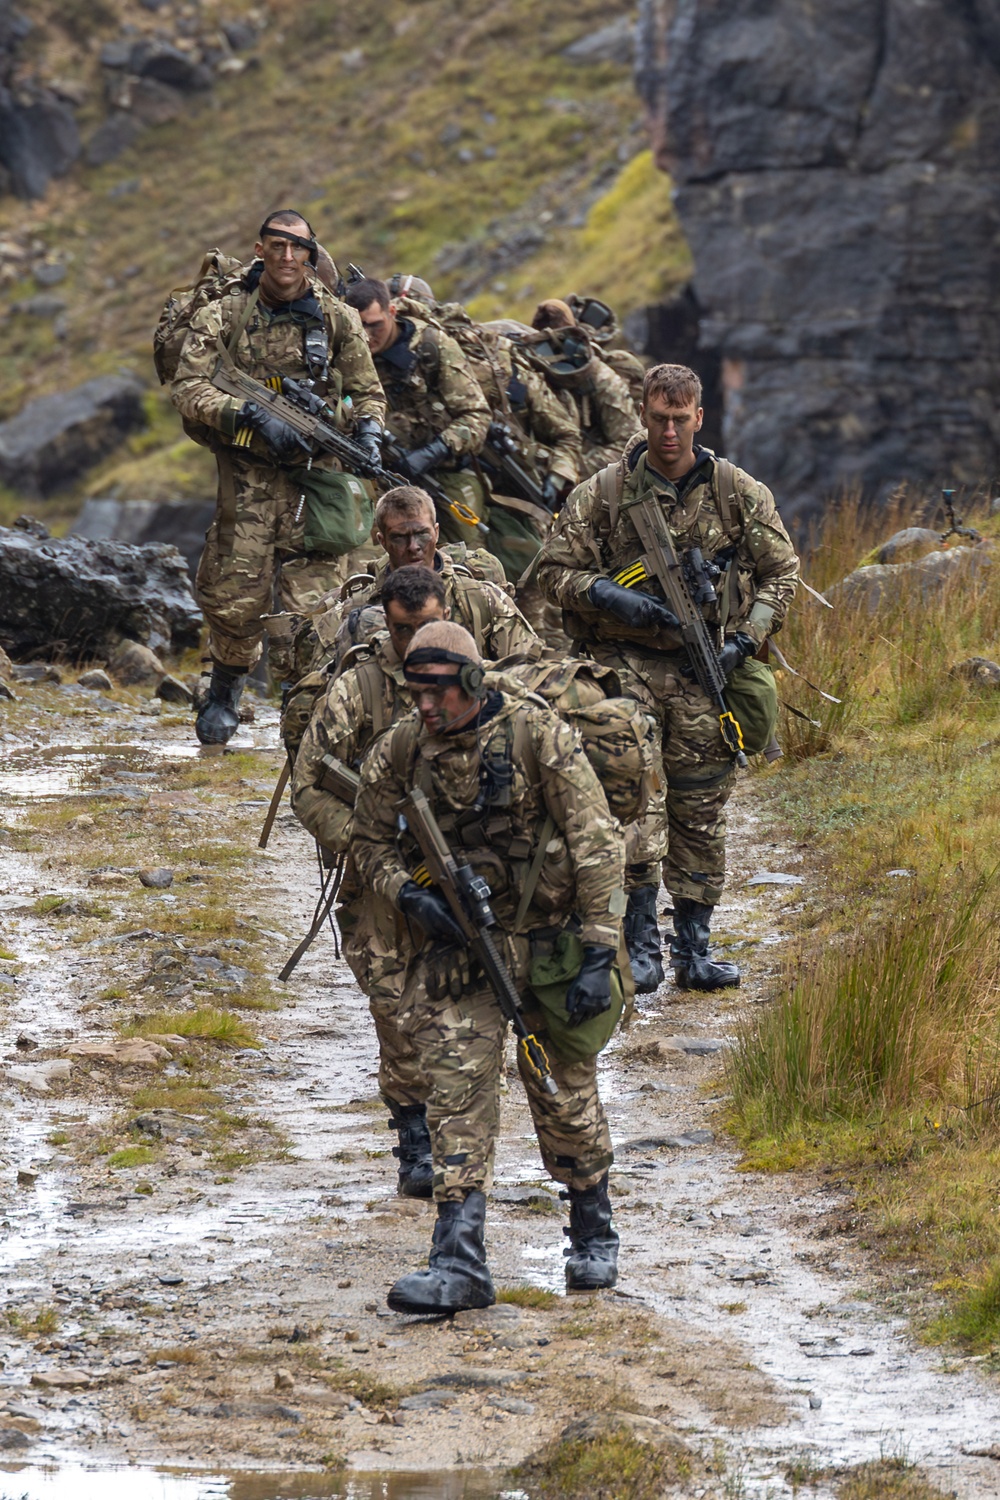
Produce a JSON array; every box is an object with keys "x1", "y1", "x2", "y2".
[
  {"x1": 398, "y1": 938, "x2": 614, "y2": 1202},
  {"x1": 591, "y1": 645, "x2": 737, "y2": 906},
  {"x1": 337, "y1": 872, "x2": 428, "y2": 1109},
  {"x1": 195, "y1": 451, "x2": 350, "y2": 672}
]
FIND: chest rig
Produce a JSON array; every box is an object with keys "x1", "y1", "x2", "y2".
[
  {"x1": 376, "y1": 320, "x2": 441, "y2": 412},
  {"x1": 236, "y1": 264, "x2": 332, "y2": 393}
]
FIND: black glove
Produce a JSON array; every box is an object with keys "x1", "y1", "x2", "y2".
[
  {"x1": 353, "y1": 416, "x2": 383, "y2": 469},
  {"x1": 588, "y1": 577, "x2": 680, "y2": 633},
  {"x1": 425, "y1": 941, "x2": 472, "y2": 1002},
  {"x1": 717, "y1": 631, "x2": 756, "y2": 679},
  {"x1": 237, "y1": 401, "x2": 311, "y2": 464},
  {"x1": 565, "y1": 945, "x2": 614, "y2": 1027},
  {"x1": 400, "y1": 435, "x2": 451, "y2": 480},
  {"x1": 397, "y1": 880, "x2": 465, "y2": 945},
  {"x1": 541, "y1": 474, "x2": 565, "y2": 513}
]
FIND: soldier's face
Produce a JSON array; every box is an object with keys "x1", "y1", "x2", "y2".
[
  {"x1": 255, "y1": 219, "x2": 313, "y2": 299},
  {"x1": 409, "y1": 661, "x2": 479, "y2": 735},
  {"x1": 357, "y1": 298, "x2": 398, "y2": 354},
  {"x1": 377, "y1": 510, "x2": 439, "y2": 570},
  {"x1": 384, "y1": 597, "x2": 448, "y2": 659},
  {"x1": 641, "y1": 392, "x2": 703, "y2": 477}
]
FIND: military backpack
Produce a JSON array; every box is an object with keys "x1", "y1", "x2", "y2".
[{"x1": 153, "y1": 248, "x2": 245, "y2": 387}]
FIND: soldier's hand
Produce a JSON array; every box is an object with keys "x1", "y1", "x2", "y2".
[
  {"x1": 400, "y1": 435, "x2": 451, "y2": 480},
  {"x1": 425, "y1": 941, "x2": 472, "y2": 1001},
  {"x1": 717, "y1": 631, "x2": 756, "y2": 679},
  {"x1": 237, "y1": 401, "x2": 312, "y2": 464},
  {"x1": 397, "y1": 880, "x2": 466, "y2": 945},
  {"x1": 588, "y1": 577, "x2": 680, "y2": 633},
  {"x1": 353, "y1": 416, "x2": 384, "y2": 469},
  {"x1": 565, "y1": 944, "x2": 615, "y2": 1027}
]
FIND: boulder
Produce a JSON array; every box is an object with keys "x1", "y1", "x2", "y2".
[
  {"x1": 0, "y1": 525, "x2": 202, "y2": 660},
  {"x1": 875, "y1": 528, "x2": 945, "y2": 565},
  {"x1": 563, "y1": 17, "x2": 635, "y2": 65},
  {"x1": 71, "y1": 497, "x2": 215, "y2": 579},
  {"x1": 107, "y1": 639, "x2": 164, "y2": 686},
  {"x1": 636, "y1": 0, "x2": 1000, "y2": 519},
  {"x1": 85, "y1": 112, "x2": 141, "y2": 167},
  {"x1": 829, "y1": 545, "x2": 992, "y2": 612},
  {"x1": 77, "y1": 667, "x2": 112, "y2": 690},
  {"x1": 951, "y1": 657, "x2": 1000, "y2": 687},
  {"x1": 0, "y1": 84, "x2": 80, "y2": 200},
  {"x1": 128, "y1": 40, "x2": 213, "y2": 91},
  {"x1": 0, "y1": 376, "x2": 146, "y2": 498}
]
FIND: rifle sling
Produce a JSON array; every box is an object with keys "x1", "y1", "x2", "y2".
[{"x1": 513, "y1": 813, "x2": 556, "y2": 933}]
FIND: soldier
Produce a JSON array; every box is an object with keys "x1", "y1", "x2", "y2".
[
  {"x1": 535, "y1": 363, "x2": 799, "y2": 991},
  {"x1": 292, "y1": 566, "x2": 452, "y2": 1197},
  {"x1": 529, "y1": 299, "x2": 639, "y2": 479},
  {"x1": 352, "y1": 621, "x2": 627, "y2": 1312},
  {"x1": 171, "y1": 209, "x2": 385, "y2": 745},
  {"x1": 303, "y1": 484, "x2": 538, "y2": 674}
]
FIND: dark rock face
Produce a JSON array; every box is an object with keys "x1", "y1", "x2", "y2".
[
  {"x1": 0, "y1": 2, "x2": 81, "y2": 199},
  {"x1": 71, "y1": 497, "x2": 215, "y2": 580},
  {"x1": 0, "y1": 524, "x2": 202, "y2": 661},
  {"x1": 0, "y1": 376, "x2": 146, "y2": 497},
  {"x1": 636, "y1": 0, "x2": 1000, "y2": 518}
]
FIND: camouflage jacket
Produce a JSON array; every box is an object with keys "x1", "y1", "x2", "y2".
[
  {"x1": 375, "y1": 315, "x2": 490, "y2": 457},
  {"x1": 535, "y1": 436, "x2": 799, "y2": 652},
  {"x1": 428, "y1": 303, "x2": 582, "y2": 485},
  {"x1": 170, "y1": 266, "x2": 385, "y2": 456},
  {"x1": 560, "y1": 358, "x2": 641, "y2": 478},
  {"x1": 291, "y1": 632, "x2": 408, "y2": 855},
  {"x1": 306, "y1": 546, "x2": 537, "y2": 673},
  {"x1": 352, "y1": 691, "x2": 626, "y2": 948}
]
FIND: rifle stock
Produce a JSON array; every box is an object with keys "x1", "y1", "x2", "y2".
[{"x1": 402, "y1": 787, "x2": 558, "y2": 1096}]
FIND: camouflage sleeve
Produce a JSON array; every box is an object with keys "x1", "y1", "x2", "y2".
[
  {"x1": 590, "y1": 361, "x2": 640, "y2": 452},
  {"x1": 435, "y1": 330, "x2": 491, "y2": 456},
  {"x1": 525, "y1": 369, "x2": 581, "y2": 485},
  {"x1": 351, "y1": 727, "x2": 412, "y2": 904},
  {"x1": 290, "y1": 671, "x2": 368, "y2": 855},
  {"x1": 329, "y1": 300, "x2": 386, "y2": 425},
  {"x1": 481, "y1": 583, "x2": 540, "y2": 659},
  {"x1": 170, "y1": 294, "x2": 241, "y2": 432},
  {"x1": 534, "y1": 470, "x2": 610, "y2": 610},
  {"x1": 531, "y1": 711, "x2": 626, "y2": 948},
  {"x1": 735, "y1": 472, "x2": 800, "y2": 644}
]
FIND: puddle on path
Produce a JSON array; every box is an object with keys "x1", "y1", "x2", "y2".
[{"x1": 0, "y1": 1467, "x2": 508, "y2": 1500}]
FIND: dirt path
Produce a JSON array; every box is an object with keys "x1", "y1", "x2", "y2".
[{"x1": 2, "y1": 683, "x2": 1000, "y2": 1497}]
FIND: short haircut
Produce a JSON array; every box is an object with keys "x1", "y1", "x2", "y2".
[
  {"x1": 642, "y1": 362, "x2": 702, "y2": 408},
  {"x1": 381, "y1": 564, "x2": 447, "y2": 614},
  {"x1": 375, "y1": 485, "x2": 437, "y2": 530},
  {"x1": 259, "y1": 208, "x2": 312, "y2": 237},
  {"x1": 345, "y1": 276, "x2": 391, "y2": 313}
]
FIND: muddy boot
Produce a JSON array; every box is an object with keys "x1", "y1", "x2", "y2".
[
  {"x1": 387, "y1": 1101, "x2": 433, "y2": 1200},
  {"x1": 669, "y1": 897, "x2": 740, "y2": 991},
  {"x1": 623, "y1": 884, "x2": 664, "y2": 995},
  {"x1": 562, "y1": 1173, "x2": 619, "y2": 1292},
  {"x1": 195, "y1": 663, "x2": 246, "y2": 746},
  {"x1": 386, "y1": 1189, "x2": 495, "y2": 1314}
]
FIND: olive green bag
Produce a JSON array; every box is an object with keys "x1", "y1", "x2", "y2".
[
  {"x1": 290, "y1": 466, "x2": 375, "y2": 557},
  {"x1": 723, "y1": 657, "x2": 778, "y2": 756},
  {"x1": 528, "y1": 930, "x2": 630, "y2": 1063}
]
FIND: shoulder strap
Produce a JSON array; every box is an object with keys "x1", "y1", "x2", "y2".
[
  {"x1": 712, "y1": 457, "x2": 743, "y2": 541},
  {"x1": 451, "y1": 572, "x2": 486, "y2": 647},
  {"x1": 418, "y1": 324, "x2": 442, "y2": 381},
  {"x1": 511, "y1": 707, "x2": 554, "y2": 931},
  {"x1": 597, "y1": 461, "x2": 625, "y2": 532},
  {"x1": 355, "y1": 656, "x2": 386, "y2": 738},
  {"x1": 390, "y1": 715, "x2": 421, "y2": 784}
]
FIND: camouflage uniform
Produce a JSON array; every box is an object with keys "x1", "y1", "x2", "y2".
[
  {"x1": 303, "y1": 546, "x2": 538, "y2": 677},
  {"x1": 291, "y1": 632, "x2": 425, "y2": 1106},
  {"x1": 561, "y1": 358, "x2": 641, "y2": 479},
  {"x1": 171, "y1": 267, "x2": 385, "y2": 671},
  {"x1": 535, "y1": 435, "x2": 799, "y2": 905},
  {"x1": 351, "y1": 691, "x2": 626, "y2": 1200}
]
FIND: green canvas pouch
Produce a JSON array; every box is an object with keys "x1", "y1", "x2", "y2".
[
  {"x1": 528, "y1": 929, "x2": 626, "y2": 1063},
  {"x1": 722, "y1": 656, "x2": 778, "y2": 755},
  {"x1": 289, "y1": 465, "x2": 375, "y2": 556}
]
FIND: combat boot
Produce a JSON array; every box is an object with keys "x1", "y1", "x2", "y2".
[
  {"x1": 563, "y1": 1173, "x2": 619, "y2": 1291},
  {"x1": 195, "y1": 663, "x2": 246, "y2": 746},
  {"x1": 669, "y1": 897, "x2": 740, "y2": 991},
  {"x1": 623, "y1": 884, "x2": 664, "y2": 995},
  {"x1": 387, "y1": 1101, "x2": 433, "y2": 1199},
  {"x1": 386, "y1": 1189, "x2": 495, "y2": 1314}
]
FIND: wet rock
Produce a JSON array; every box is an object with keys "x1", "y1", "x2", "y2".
[
  {"x1": 951, "y1": 657, "x2": 1000, "y2": 687},
  {"x1": 0, "y1": 377, "x2": 145, "y2": 498},
  {"x1": 452, "y1": 1304, "x2": 521, "y2": 1330},
  {"x1": 5, "y1": 1059, "x2": 73, "y2": 1093},
  {"x1": 423, "y1": 1368, "x2": 525, "y2": 1390},
  {"x1": 65, "y1": 1038, "x2": 171, "y2": 1067},
  {"x1": 661, "y1": 1035, "x2": 725, "y2": 1057},
  {"x1": 71, "y1": 497, "x2": 216, "y2": 582},
  {"x1": 488, "y1": 1395, "x2": 536, "y2": 1414},
  {"x1": 747, "y1": 871, "x2": 803, "y2": 887},
  {"x1": 128, "y1": 39, "x2": 213, "y2": 91},
  {"x1": 563, "y1": 16, "x2": 634, "y2": 64},
  {"x1": 77, "y1": 668, "x2": 112, "y2": 690},
  {"x1": 809, "y1": 1393, "x2": 823, "y2": 1409},
  {"x1": 108, "y1": 639, "x2": 165, "y2": 686},
  {"x1": 14, "y1": 1033, "x2": 36, "y2": 1049},
  {"x1": 16, "y1": 1168, "x2": 37, "y2": 1187},
  {"x1": 400, "y1": 1389, "x2": 461, "y2": 1410},
  {"x1": 621, "y1": 1130, "x2": 714, "y2": 1151},
  {"x1": 30, "y1": 1370, "x2": 91, "y2": 1390},
  {"x1": 0, "y1": 1427, "x2": 31, "y2": 1450},
  {"x1": 130, "y1": 1110, "x2": 203, "y2": 1142},
  {"x1": 157, "y1": 1274, "x2": 184, "y2": 1286},
  {"x1": 156, "y1": 673, "x2": 194, "y2": 705},
  {"x1": 12, "y1": 662, "x2": 62, "y2": 683},
  {"x1": 829, "y1": 546, "x2": 992, "y2": 613},
  {"x1": 875, "y1": 528, "x2": 944, "y2": 565},
  {"x1": 0, "y1": 525, "x2": 201, "y2": 661},
  {"x1": 139, "y1": 867, "x2": 173, "y2": 889},
  {"x1": 274, "y1": 1367, "x2": 294, "y2": 1392},
  {"x1": 729, "y1": 1265, "x2": 771, "y2": 1284}
]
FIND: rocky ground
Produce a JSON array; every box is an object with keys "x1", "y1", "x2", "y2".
[{"x1": 2, "y1": 677, "x2": 1000, "y2": 1498}]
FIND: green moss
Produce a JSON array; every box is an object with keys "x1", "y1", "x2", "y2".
[
  {"x1": 108, "y1": 1145, "x2": 158, "y2": 1169},
  {"x1": 497, "y1": 1286, "x2": 559, "y2": 1309},
  {"x1": 122, "y1": 1007, "x2": 260, "y2": 1048},
  {"x1": 513, "y1": 1422, "x2": 695, "y2": 1499}
]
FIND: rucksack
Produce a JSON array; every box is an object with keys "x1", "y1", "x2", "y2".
[{"x1": 153, "y1": 248, "x2": 245, "y2": 386}]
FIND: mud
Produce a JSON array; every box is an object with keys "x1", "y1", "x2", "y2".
[{"x1": 2, "y1": 680, "x2": 1000, "y2": 1498}]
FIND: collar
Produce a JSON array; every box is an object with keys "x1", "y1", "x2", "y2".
[
  {"x1": 245, "y1": 259, "x2": 324, "y2": 321},
  {"x1": 379, "y1": 319, "x2": 418, "y2": 370}
]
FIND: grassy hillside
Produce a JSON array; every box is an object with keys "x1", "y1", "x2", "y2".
[{"x1": 0, "y1": 0, "x2": 689, "y2": 525}]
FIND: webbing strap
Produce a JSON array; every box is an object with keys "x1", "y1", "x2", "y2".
[
  {"x1": 227, "y1": 285, "x2": 260, "y2": 359},
  {"x1": 513, "y1": 813, "x2": 555, "y2": 932},
  {"x1": 356, "y1": 656, "x2": 386, "y2": 738}
]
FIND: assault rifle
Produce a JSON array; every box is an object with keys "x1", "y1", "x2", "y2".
[
  {"x1": 402, "y1": 787, "x2": 558, "y2": 1096},
  {"x1": 625, "y1": 498, "x2": 748, "y2": 769},
  {"x1": 380, "y1": 430, "x2": 489, "y2": 541},
  {"x1": 482, "y1": 420, "x2": 549, "y2": 517}
]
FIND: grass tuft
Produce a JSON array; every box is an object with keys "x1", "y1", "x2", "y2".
[
  {"x1": 497, "y1": 1286, "x2": 559, "y2": 1310},
  {"x1": 925, "y1": 1262, "x2": 1000, "y2": 1352},
  {"x1": 513, "y1": 1421, "x2": 694, "y2": 1499},
  {"x1": 108, "y1": 1145, "x2": 158, "y2": 1169},
  {"x1": 122, "y1": 1008, "x2": 260, "y2": 1049}
]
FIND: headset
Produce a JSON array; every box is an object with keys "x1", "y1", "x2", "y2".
[{"x1": 404, "y1": 648, "x2": 486, "y2": 699}]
